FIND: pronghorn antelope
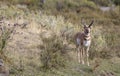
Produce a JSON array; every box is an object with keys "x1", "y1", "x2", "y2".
[{"x1": 75, "y1": 20, "x2": 94, "y2": 66}]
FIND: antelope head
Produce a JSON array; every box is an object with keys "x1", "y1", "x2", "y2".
[{"x1": 81, "y1": 20, "x2": 94, "y2": 35}]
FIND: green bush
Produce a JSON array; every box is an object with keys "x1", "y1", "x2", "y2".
[
  {"x1": 40, "y1": 34, "x2": 68, "y2": 70},
  {"x1": 112, "y1": 0, "x2": 120, "y2": 5},
  {"x1": 0, "y1": 25, "x2": 14, "y2": 60},
  {"x1": 90, "y1": 0, "x2": 110, "y2": 6}
]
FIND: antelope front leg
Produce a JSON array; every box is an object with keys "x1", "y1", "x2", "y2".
[
  {"x1": 80, "y1": 47, "x2": 85, "y2": 64},
  {"x1": 77, "y1": 46, "x2": 81, "y2": 63},
  {"x1": 81, "y1": 47, "x2": 85, "y2": 64},
  {"x1": 86, "y1": 47, "x2": 90, "y2": 66}
]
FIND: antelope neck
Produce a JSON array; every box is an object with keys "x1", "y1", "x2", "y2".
[{"x1": 83, "y1": 33, "x2": 91, "y2": 41}]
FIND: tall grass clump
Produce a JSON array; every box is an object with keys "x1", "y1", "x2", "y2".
[
  {"x1": 91, "y1": 26, "x2": 106, "y2": 56},
  {"x1": 40, "y1": 34, "x2": 68, "y2": 70},
  {"x1": 0, "y1": 25, "x2": 14, "y2": 61}
]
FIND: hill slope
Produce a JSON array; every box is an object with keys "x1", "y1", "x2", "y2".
[{"x1": 0, "y1": 1, "x2": 120, "y2": 76}]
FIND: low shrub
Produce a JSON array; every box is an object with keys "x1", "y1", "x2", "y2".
[
  {"x1": 40, "y1": 34, "x2": 69, "y2": 70},
  {"x1": 0, "y1": 24, "x2": 14, "y2": 61}
]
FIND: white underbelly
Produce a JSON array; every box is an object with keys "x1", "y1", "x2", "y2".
[{"x1": 83, "y1": 40, "x2": 91, "y2": 47}]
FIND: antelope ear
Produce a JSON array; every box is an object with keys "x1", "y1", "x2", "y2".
[{"x1": 89, "y1": 20, "x2": 94, "y2": 28}]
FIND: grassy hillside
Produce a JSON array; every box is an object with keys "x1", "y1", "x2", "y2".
[{"x1": 0, "y1": 0, "x2": 120, "y2": 76}]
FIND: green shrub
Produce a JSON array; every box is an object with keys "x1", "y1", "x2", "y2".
[
  {"x1": 90, "y1": 0, "x2": 110, "y2": 6},
  {"x1": 40, "y1": 34, "x2": 68, "y2": 70},
  {"x1": 112, "y1": 0, "x2": 120, "y2": 5},
  {"x1": 0, "y1": 25, "x2": 14, "y2": 60}
]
